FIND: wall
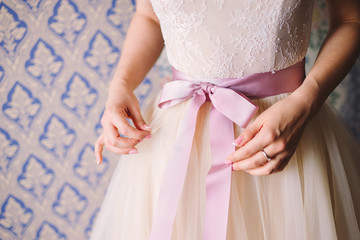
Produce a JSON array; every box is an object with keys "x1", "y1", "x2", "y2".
[{"x1": 0, "y1": 0, "x2": 359, "y2": 239}]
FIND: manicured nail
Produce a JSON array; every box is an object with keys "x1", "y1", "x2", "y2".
[
  {"x1": 225, "y1": 159, "x2": 232, "y2": 164},
  {"x1": 145, "y1": 135, "x2": 151, "y2": 139},
  {"x1": 232, "y1": 136, "x2": 243, "y2": 146},
  {"x1": 129, "y1": 149, "x2": 138, "y2": 154},
  {"x1": 143, "y1": 124, "x2": 151, "y2": 130}
]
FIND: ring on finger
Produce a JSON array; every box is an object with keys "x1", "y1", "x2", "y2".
[{"x1": 261, "y1": 149, "x2": 272, "y2": 162}]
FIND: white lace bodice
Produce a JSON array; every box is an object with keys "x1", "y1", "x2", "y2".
[{"x1": 150, "y1": 0, "x2": 315, "y2": 78}]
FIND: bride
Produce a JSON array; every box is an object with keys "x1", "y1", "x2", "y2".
[{"x1": 91, "y1": 0, "x2": 360, "y2": 239}]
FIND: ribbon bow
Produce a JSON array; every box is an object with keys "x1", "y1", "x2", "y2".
[
  {"x1": 149, "y1": 75, "x2": 257, "y2": 240},
  {"x1": 149, "y1": 61, "x2": 305, "y2": 240}
]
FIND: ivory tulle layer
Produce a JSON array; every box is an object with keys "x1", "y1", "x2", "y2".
[{"x1": 90, "y1": 94, "x2": 360, "y2": 240}]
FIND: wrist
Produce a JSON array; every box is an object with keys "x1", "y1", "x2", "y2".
[
  {"x1": 109, "y1": 77, "x2": 131, "y2": 91},
  {"x1": 289, "y1": 77, "x2": 326, "y2": 119},
  {"x1": 106, "y1": 78, "x2": 135, "y2": 106}
]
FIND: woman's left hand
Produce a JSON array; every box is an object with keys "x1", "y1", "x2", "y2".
[{"x1": 226, "y1": 93, "x2": 313, "y2": 176}]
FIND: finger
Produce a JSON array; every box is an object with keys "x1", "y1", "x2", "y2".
[
  {"x1": 102, "y1": 121, "x2": 122, "y2": 146},
  {"x1": 233, "y1": 120, "x2": 262, "y2": 147},
  {"x1": 104, "y1": 144, "x2": 138, "y2": 155},
  {"x1": 273, "y1": 153, "x2": 293, "y2": 173},
  {"x1": 246, "y1": 152, "x2": 288, "y2": 176},
  {"x1": 245, "y1": 159, "x2": 279, "y2": 176},
  {"x1": 113, "y1": 112, "x2": 150, "y2": 140},
  {"x1": 232, "y1": 144, "x2": 279, "y2": 171},
  {"x1": 95, "y1": 135, "x2": 105, "y2": 165},
  {"x1": 227, "y1": 129, "x2": 274, "y2": 163},
  {"x1": 130, "y1": 104, "x2": 151, "y2": 131},
  {"x1": 104, "y1": 135, "x2": 139, "y2": 149},
  {"x1": 232, "y1": 151, "x2": 268, "y2": 171},
  {"x1": 272, "y1": 160, "x2": 287, "y2": 173}
]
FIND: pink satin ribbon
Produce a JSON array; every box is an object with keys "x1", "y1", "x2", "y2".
[{"x1": 149, "y1": 60, "x2": 305, "y2": 240}]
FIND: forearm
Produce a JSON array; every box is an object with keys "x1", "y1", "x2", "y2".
[
  {"x1": 293, "y1": 22, "x2": 360, "y2": 116},
  {"x1": 109, "y1": 11, "x2": 164, "y2": 94},
  {"x1": 298, "y1": 25, "x2": 360, "y2": 111}
]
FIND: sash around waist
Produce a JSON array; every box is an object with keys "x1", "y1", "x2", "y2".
[{"x1": 168, "y1": 59, "x2": 305, "y2": 100}]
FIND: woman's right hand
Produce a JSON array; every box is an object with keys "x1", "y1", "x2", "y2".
[{"x1": 94, "y1": 81, "x2": 151, "y2": 164}]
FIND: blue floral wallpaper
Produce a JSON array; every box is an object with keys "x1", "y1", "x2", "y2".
[{"x1": 0, "y1": 0, "x2": 359, "y2": 239}]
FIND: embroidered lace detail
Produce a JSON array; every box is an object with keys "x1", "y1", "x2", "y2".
[{"x1": 150, "y1": 0, "x2": 314, "y2": 78}]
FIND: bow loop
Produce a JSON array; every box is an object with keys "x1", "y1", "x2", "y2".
[
  {"x1": 159, "y1": 80, "x2": 257, "y2": 128},
  {"x1": 209, "y1": 87, "x2": 258, "y2": 127}
]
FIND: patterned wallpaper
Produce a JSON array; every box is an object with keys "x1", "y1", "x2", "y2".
[{"x1": 0, "y1": 0, "x2": 358, "y2": 240}]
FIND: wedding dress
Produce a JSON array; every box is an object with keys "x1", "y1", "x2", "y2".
[{"x1": 90, "y1": 0, "x2": 360, "y2": 239}]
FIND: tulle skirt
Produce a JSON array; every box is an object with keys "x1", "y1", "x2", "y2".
[{"x1": 90, "y1": 93, "x2": 360, "y2": 240}]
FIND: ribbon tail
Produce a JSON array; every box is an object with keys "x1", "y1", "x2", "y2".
[
  {"x1": 204, "y1": 106, "x2": 234, "y2": 239},
  {"x1": 149, "y1": 93, "x2": 206, "y2": 240}
]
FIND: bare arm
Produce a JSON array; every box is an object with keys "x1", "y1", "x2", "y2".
[
  {"x1": 293, "y1": 0, "x2": 360, "y2": 116},
  {"x1": 95, "y1": 1, "x2": 164, "y2": 164},
  {"x1": 228, "y1": 0, "x2": 360, "y2": 175},
  {"x1": 109, "y1": 0, "x2": 164, "y2": 92}
]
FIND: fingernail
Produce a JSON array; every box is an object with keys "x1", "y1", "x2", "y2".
[
  {"x1": 96, "y1": 159, "x2": 101, "y2": 165},
  {"x1": 232, "y1": 136, "x2": 243, "y2": 146},
  {"x1": 145, "y1": 135, "x2": 151, "y2": 139},
  {"x1": 231, "y1": 164, "x2": 234, "y2": 171},
  {"x1": 143, "y1": 124, "x2": 151, "y2": 130},
  {"x1": 225, "y1": 159, "x2": 232, "y2": 164},
  {"x1": 129, "y1": 149, "x2": 138, "y2": 154}
]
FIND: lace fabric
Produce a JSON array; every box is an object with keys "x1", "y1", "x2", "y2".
[{"x1": 150, "y1": 0, "x2": 315, "y2": 78}]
